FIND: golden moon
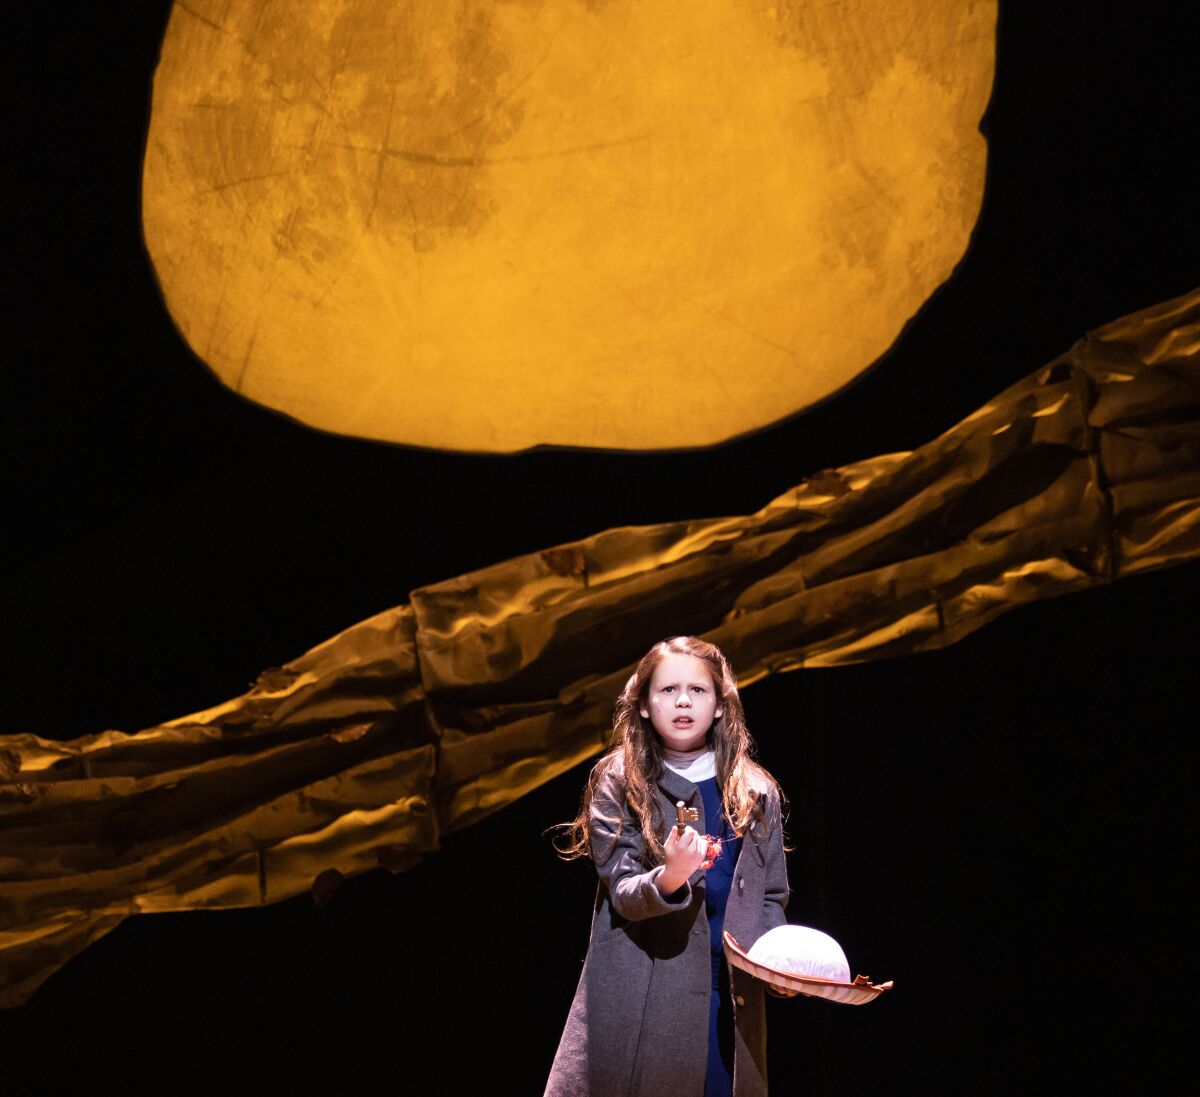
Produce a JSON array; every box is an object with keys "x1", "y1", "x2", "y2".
[{"x1": 143, "y1": 0, "x2": 995, "y2": 451}]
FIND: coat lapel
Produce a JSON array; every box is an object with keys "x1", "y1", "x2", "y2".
[
  {"x1": 652, "y1": 763, "x2": 700, "y2": 801},
  {"x1": 656, "y1": 766, "x2": 709, "y2": 888},
  {"x1": 656, "y1": 765, "x2": 701, "y2": 824}
]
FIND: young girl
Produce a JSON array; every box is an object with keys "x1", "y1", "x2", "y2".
[{"x1": 545, "y1": 636, "x2": 790, "y2": 1097}]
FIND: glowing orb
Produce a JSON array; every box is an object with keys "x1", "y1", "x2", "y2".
[{"x1": 143, "y1": 0, "x2": 995, "y2": 451}]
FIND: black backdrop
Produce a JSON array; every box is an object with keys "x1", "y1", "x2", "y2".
[{"x1": 4, "y1": 3, "x2": 1197, "y2": 1094}]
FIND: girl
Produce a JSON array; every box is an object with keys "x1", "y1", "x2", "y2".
[{"x1": 545, "y1": 636, "x2": 789, "y2": 1097}]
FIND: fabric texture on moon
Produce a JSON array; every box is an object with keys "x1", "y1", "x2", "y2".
[
  {"x1": 747, "y1": 926, "x2": 852, "y2": 983},
  {"x1": 142, "y1": 0, "x2": 995, "y2": 451}
]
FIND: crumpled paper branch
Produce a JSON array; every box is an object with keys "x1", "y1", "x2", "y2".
[{"x1": 1, "y1": 289, "x2": 1196, "y2": 1005}]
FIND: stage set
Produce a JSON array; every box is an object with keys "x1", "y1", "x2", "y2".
[{"x1": 3, "y1": 2, "x2": 1196, "y2": 1094}]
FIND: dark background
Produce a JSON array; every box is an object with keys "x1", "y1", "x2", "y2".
[{"x1": 4, "y1": 2, "x2": 1197, "y2": 1094}]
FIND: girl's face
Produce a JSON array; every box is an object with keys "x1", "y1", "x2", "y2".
[{"x1": 640, "y1": 652, "x2": 723, "y2": 752}]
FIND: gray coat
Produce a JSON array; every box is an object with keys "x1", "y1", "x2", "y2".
[{"x1": 545, "y1": 758, "x2": 789, "y2": 1096}]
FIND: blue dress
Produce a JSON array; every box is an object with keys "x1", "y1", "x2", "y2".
[{"x1": 696, "y1": 777, "x2": 742, "y2": 1097}]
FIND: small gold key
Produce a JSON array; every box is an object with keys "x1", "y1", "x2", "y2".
[{"x1": 674, "y1": 800, "x2": 698, "y2": 835}]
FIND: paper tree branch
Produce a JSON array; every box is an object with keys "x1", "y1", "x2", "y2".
[{"x1": 2, "y1": 289, "x2": 1197, "y2": 1005}]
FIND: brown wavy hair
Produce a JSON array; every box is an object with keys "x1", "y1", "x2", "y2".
[{"x1": 556, "y1": 636, "x2": 783, "y2": 865}]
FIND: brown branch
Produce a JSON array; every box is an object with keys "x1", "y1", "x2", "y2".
[{"x1": 1, "y1": 289, "x2": 1196, "y2": 1006}]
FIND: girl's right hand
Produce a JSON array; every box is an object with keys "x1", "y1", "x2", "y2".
[{"x1": 658, "y1": 825, "x2": 706, "y2": 895}]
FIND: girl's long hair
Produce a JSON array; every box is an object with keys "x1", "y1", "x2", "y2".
[{"x1": 556, "y1": 636, "x2": 783, "y2": 864}]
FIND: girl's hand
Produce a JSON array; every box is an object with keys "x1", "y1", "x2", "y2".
[
  {"x1": 657, "y1": 825, "x2": 706, "y2": 895},
  {"x1": 766, "y1": 984, "x2": 801, "y2": 998}
]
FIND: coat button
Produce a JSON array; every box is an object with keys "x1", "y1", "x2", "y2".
[
  {"x1": 735, "y1": 995, "x2": 745, "y2": 1007},
  {"x1": 737, "y1": 878, "x2": 744, "y2": 892}
]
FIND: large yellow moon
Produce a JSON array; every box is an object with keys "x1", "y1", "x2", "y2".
[{"x1": 143, "y1": 0, "x2": 995, "y2": 451}]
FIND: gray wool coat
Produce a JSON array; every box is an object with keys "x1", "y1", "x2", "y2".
[{"x1": 545, "y1": 758, "x2": 789, "y2": 1097}]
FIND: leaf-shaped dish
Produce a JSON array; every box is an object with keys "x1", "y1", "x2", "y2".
[{"x1": 724, "y1": 931, "x2": 893, "y2": 1006}]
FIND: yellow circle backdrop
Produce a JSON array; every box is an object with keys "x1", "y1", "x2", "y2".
[{"x1": 143, "y1": 0, "x2": 995, "y2": 451}]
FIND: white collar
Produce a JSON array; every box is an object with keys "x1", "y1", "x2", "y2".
[{"x1": 662, "y1": 747, "x2": 717, "y2": 782}]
